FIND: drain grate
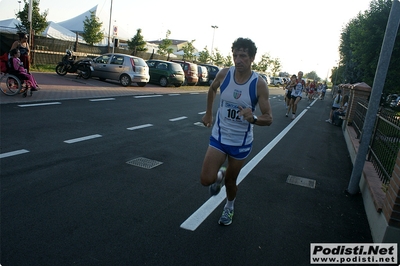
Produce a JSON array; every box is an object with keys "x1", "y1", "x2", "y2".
[
  {"x1": 286, "y1": 175, "x2": 316, "y2": 189},
  {"x1": 126, "y1": 157, "x2": 163, "y2": 169}
]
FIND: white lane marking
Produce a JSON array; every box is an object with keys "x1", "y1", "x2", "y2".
[
  {"x1": 134, "y1": 95, "x2": 162, "y2": 98},
  {"x1": 127, "y1": 124, "x2": 153, "y2": 130},
  {"x1": 190, "y1": 92, "x2": 200, "y2": 95},
  {"x1": 169, "y1": 94, "x2": 180, "y2": 96},
  {"x1": 89, "y1": 98, "x2": 115, "y2": 102},
  {"x1": 198, "y1": 111, "x2": 206, "y2": 115},
  {"x1": 169, "y1": 116, "x2": 187, "y2": 122},
  {"x1": 180, "y1": 109, "x2": 308, "y2": 231},
  {"x1": 0, "y1": 149, "x2": 29, "y2": 159},
  {"x1": 309, "y1": 98, "x2": 319, "y2": 107},
  {"x1": 64, "y1": 134, "x2": 102, "y2": 144},
  {"x1": 18, "y1": 102, "x2": 61, "y2": 108}
]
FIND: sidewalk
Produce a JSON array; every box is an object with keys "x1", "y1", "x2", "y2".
[{"x1": 0, "y1": 72, "x2": 209, "y2": 105}]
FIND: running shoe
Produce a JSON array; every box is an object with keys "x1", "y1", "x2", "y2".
[
  {"x1": 209, "y1": 167, "x2": 226, "y2": 196},
  {"x1": 285, "y1": 113, "x2": 288, "y2": 117},
  {"x1": 325, "y1": 119, "x2": 332, "y2": 123},
  {"x1": 218, "y1": 208, "x2": 234, "y2": 225},
  {"x1": 292, "y1": 114, "x2": 296, "y2": 120}
]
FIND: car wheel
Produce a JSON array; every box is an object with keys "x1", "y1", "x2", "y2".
[
  {"x1": 174, "y1": 83, "x2": 182, "y2": 87},
  {"x1": 120, "y1": 74, "x2": 131, "y2": 87},
  {"x1": 159, "y1": 77, "x2": 168, "y2": 87},
  {"x1": 137, "y1": 82, "x2": 147, "y2": 87}
]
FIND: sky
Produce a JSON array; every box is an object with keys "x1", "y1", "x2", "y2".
[{"x1": 0, "y1": 0, "x2": 373, "y2": 79}]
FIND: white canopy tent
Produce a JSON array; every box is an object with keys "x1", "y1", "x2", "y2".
[
  {"x1": 58, "y1": 5, "x2": 98, "y2": 33},
  {"x1": 42, "y1": 21, "x2": 86, "y2": 43},
  {"x1": 0, "y1": 18, "x2": 21, "y2": 34}
]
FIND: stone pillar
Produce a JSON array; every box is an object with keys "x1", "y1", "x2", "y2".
[{"x1": 342, "y1": 83, "x2": 372, "y2": 124}]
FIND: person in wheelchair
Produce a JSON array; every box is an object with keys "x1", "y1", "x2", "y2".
[{"x1": 9, "y1": 48, "x2": 39, "y2": 91}]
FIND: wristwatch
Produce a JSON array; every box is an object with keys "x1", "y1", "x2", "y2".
[{"x1": 251, "y1": 114, "x2": 258, "y2": 124}]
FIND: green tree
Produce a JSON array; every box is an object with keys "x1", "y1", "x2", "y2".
[
  {"x1": 223, "y1": 55, "x2": 233, "y2": 67},
  {"x1": 270, "y1": 58, "x2": 282, "y2": 77},
  {"x1": 211, "y1": 49, "x2": 225, "y2": 67},
  {"x1": 128, "y1": 29, "x2": 147, "y2": 56},
  {"x1": 182, "y1": 40, "x2": 196, "y2": 62},
  {"x1": 15, "y1": 0, "x2": 48, "y2": 34},
  {"x1": 158, "y1": 30, "x2": 174, "y2": 59},
  {"x1": 256, "y1": 53, "x2": 272, "y2": 73},
  {"x1": 304, "y1": 71, "x2": 321, "y2": 81},
  {"x1": 82, "y1": 11, "x2": 104, "y2": 45},
  {"x1": 197, "y1": 47, "x2": 211, "y2": 63},
  {"x1": 338, "y1": 0, "x2": 399, "y2": 94}
]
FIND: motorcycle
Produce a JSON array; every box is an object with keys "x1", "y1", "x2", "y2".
[{"x1": 55, "y1": 49, "x2": 93, "y2": 79}]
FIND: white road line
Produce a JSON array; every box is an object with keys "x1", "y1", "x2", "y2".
[
  {"x1": 198, "y1": 111, "x2": 206, "y2": 115},
  {"x1": 169, "y1": 116, "x2": 187, "y2": 122},
  {"x1": 168, "y1": 94, "x2": 180, "y2": 96},
  {"x1": 180, "y1": 109, "x2": 308, "y2": 231},
  {"x1": 0, "y1": 149, "x2": 29, "y2": 159},
  {"x1": 89, "y1": 98, "x2": 115, "y2": 102},
  {"x1": 134, "y1": 95, "x2": 162, "y2": 98},
  {"x1": 127, "y1": 124, "x2": 153, "y2": 130},
  {"x1": 18, "y1": 102, "x2": 61, "y2": 108},
  {"x1": 190, "y1": 92, "x2": 200, "y2": 95},
  {"x1": 64, "y1": 134, "x2": 102, "y2": 144}
]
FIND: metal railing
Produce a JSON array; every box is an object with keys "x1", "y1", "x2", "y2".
[{"x1": 353, "y1": 101, "x2": 400, "y2": 185}]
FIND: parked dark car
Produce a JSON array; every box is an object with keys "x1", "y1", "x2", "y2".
[
  {"x1": 146, "y1": 60, "x2": 184, "y2": 87},
  {"x1": 197, "y1": 65, "x2": 209, "y2": 85},
  {"x1": 170, "y1": 60, "x2": 198, "y2": 85},
  {"x1": 91, "y1": 53, "x2": 149, "y2": 87},
  {"x1": 197, "y1": 63, "x2": 220, "y2": 85}
]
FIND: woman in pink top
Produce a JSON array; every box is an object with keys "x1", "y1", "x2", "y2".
[{"x1": 9, "y1": 48, "x2": 38, "y2": 91}]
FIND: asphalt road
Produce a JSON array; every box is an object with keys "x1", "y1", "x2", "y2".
[{"x1": 0, "y1": 86, "x2": 372, "y2": 265}]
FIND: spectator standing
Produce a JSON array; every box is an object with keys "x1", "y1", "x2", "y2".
[{"x1": 11, "y1": 33, "x2": 30, "y2": 72}]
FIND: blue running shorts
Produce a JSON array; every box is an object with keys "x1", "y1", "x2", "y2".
[{"x1": 209, "y1": 136, "x2": 252, "y2": 160}]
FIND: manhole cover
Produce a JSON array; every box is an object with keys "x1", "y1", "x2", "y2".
[
  {"x1": 286, "y1": 175, "x2": 316, "y2": 189},
  {"x1": 126, "y1": 157, "x2": 163, "y2": 169}
]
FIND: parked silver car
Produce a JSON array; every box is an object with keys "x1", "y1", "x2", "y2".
[{"x1": 91, "y1": 53, "x2": 149, "y2": 87}]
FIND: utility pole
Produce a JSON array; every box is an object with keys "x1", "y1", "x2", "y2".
[
  {"x1": 107, "y1": 0, "x2": 113, "y2": 53},
  {"x1": 211, "y1": 25, "x2": 218, "y2": 55}
]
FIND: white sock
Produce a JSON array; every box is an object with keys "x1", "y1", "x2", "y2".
[{"x1": 225, "y1": 198, "x2": 235, "y2": 210}]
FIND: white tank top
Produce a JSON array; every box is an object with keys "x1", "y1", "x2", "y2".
[{"x1": 211, "y1": 66, "x2": 258, "y2": 146}]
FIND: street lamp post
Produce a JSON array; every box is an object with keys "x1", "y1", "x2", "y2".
[
  {"x1": 107, "y1": 0, "x2": 113, "y2": 53},
  {"x1": 211, "y1": 25, "x2": 218, "y2": 55},
  {"x1": 18, "y1": 1, "x2": 21, "y2": 12}
]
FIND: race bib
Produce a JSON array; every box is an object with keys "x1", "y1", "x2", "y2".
[{"x1": 222, "y1": 101, "x2": 244, "y2": 123}]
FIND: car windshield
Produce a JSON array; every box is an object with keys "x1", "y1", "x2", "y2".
[
  {"x1": 170, "y1": 64, "x2": 182, "y2": 71},
  {"x1": 132, "y1": 58, "x2": 147, "y2": 66}
]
